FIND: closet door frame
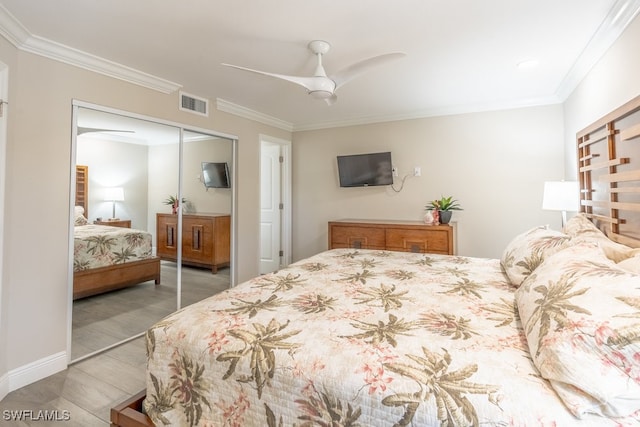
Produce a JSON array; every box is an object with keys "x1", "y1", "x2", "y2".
[{"x1": 67, "y1": 100, "x2": 238, "y2": 363}]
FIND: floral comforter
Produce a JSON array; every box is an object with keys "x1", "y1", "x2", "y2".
[
  {"x1": 143, "y1": 249, "x2": 635, "y2": 426},
  {"x1": 73, "y1": 224, "x2": 153, "y2": 272}
]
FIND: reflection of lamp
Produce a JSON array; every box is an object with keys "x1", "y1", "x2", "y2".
[
  {"x1": 542, "y1": 181, "x2": 579, "y2": 227},
  {"x1": 104, "y1": 187, "x2": 124, "y2": 219}
]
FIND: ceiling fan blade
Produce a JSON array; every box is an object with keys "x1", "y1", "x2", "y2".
[
  {"x1": 331, "y1": 52, "x2": 406, "y2": 89},
  {"x1": 222, "y1": 63, "x2": 316, "y2": 91},
  {"x1": 77, "y1": 127, "x2": 135, "y2": 135}
]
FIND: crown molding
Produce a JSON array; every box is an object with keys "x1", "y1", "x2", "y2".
[
  {"x1": 0, "y1": 4, "x2": 29, "y2": 47},
  {"x1": 555, "y1": 0, "x2": 640, "y2": 100},
  {"x1": 292, "y1": 95, "x2": 563, "y2": 132},
  {"x1": 0, "y1": 4, "x2": 181, "y2": 94},
  {"x1": 216, "y1": 98, "x2": 293, "y2": 132}
]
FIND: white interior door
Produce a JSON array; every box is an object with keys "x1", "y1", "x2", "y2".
[{"x1": 260, "y1": 142, "x2": 281, "y2": 273}]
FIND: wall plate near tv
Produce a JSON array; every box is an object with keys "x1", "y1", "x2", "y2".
[
  {"x1": 201, "y1": 162, "x2": 230, "y2": 189},
  {"x1": 337, "y1": 151, "x2": 393, "y2": 187}
]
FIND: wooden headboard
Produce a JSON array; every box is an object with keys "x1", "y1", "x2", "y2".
[
  {"x1": 576, "y1": 95, "x2": 640, "y2": 248},
  {"x1": 75, "y1": 165, "x2": 88, "y2": 218}
]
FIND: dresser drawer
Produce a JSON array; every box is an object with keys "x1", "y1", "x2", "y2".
[
  {"x1": 182, "y1": 217, "x2": 214, "y2": 262},
  {"x1": 329, "y1": 225, "x2": 385, "y2": 249},
  {"x1": 156, "y1": 213, "x2": 231, "y2": 273},
  {"x1": 385, "y1": 228, "x2": 451, "y2": 254}
]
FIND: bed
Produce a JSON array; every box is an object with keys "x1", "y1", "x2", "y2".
[
  {"x1": 73, "y1": 215, "x2": 161, "y2": 299},
  {"x1": 111, "y1": 97, "x2": 640, "y2": 425},
  {"x1": 72, "y1": 166, "x2": 161, "y2": 299}
]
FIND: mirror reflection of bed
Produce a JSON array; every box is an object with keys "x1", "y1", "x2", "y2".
[{"x1": 71, "y1": 106, "x2": 234, "y2": 362}]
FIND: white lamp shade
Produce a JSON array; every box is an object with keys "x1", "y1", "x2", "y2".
[
  {"x1": 104, "y1": 187, "x2": 125, "y2": 202},
  {"x1": 542, "y1": 181, "x2": 579, "y2": 212}
]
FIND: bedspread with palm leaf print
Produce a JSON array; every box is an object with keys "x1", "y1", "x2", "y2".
[
  {"x1": 144, "y1": 249, "x2": 636, "y2": 426},
  {"x1": 73, "y1": 224, "x2": 153, "y2": 271}
]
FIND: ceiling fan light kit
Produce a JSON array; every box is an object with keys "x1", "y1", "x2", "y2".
[{"x1": 222, "y1": 40, "x2": 405, "y2": 105}]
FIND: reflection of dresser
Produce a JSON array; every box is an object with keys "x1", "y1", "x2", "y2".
[
  {"x1": 94, "y1": 219, "x2": 131, "y2": 228},
  {"x1": 156, "y1": 213, "x2": 231, "y2": 273}
]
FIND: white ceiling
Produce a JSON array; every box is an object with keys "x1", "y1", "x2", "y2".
[{"x1": 1, "y1": 0, "x2": 640, "y2": 131}]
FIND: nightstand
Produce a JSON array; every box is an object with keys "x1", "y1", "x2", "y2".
[{"x1": 94, "y1": 219, "x2": 131, "y2": 228}]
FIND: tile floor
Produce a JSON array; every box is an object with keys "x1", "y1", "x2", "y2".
[
  {"x1": 1, "y1": 264, "x2": 231, "y2": 426},
  {"x1": 0, "y1": 337, "x2": 146, "y2": 426}
]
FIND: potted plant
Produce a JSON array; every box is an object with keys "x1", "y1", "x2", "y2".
[
  {"x1": 425, "y1": 196, "x2": 462, "y2": 224},
  {"x1": 164, "y1": 195, "x2": 187, "y2": 214}
]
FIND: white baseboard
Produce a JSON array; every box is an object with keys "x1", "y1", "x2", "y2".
[
  {"x1": 7, "y1": 351, "x2": 67, "y2": 392},
  {"x1": 0, "y1": 371, "x2": 8, "y2": 401}
]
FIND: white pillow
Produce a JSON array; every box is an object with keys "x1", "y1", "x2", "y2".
[
  {"x1": 500, "y1": 225, "x2": 571, "y2": 287},
  {"x1": 563, "y1": 213, "x2": 634, "y2": 262},
  {"x1": 74, "y1": 206, "x2": 88, "y2": 226},
  {"x1": 516, "y1": 242, "x2": 640, "y2": 418},
  {"x1": 617, "y1": 251, "x2": 640, "y2": 275}
]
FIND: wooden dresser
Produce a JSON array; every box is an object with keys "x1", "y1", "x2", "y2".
[
  {"x1": 157, "y1": 213, "x2": 231, "y2": 273},
  {"x1": 328, "y1": 219, "x2": 455, "y2": 255}
]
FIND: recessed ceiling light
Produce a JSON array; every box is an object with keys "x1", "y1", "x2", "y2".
[{"x1": 517, "y1": 59, "x2": 539, "y2": 69}]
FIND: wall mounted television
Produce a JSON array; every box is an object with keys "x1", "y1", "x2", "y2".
[
  {"x1": 201, "y1": 162, "x2": 230, "y2": 189},
  {"x1": 337, "y1": 151, "x2": 393, "y2": 187}
]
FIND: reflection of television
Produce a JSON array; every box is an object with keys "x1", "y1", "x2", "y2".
[
  {"x1": 202, "y1": 162, "x2": 230, "y2": 188},
  {"x1": 337, "y1": 152, "x2": 393, "y2": 187}
]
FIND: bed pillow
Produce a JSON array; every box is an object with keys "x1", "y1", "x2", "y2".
[
  {"x1": 563, "y1": 213, "x2": 633, "y2": 262},
  {"x1": 74, "y1": 206, "x2": 88, "y2": 226},
  {"x1": 515, "y1": 242, "x2": 640, "y2": 418},
  {"x1": 500, "y1": 225, "x2": 571, "y2": 287},
  {"x1": 617, "y1": 251, "x2": 640, "y2": 275}
]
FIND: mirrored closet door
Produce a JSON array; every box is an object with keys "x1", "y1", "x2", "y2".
[
  {"x1": 69, "y1": 104, "x2": 236, "y2": 362},
  {"x1": 178, "y1": 131, "x2": 233, "y2": 307}
]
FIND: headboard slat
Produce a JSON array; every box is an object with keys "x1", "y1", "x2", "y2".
[
  {"x1": 75, "y1": 165, "x2": 89, "y2": 218},
  {"x1": 577, "y1": 95, "x2": 640, "y2": 248},
  {"x1": 620, "y1": 123, "x2": 640, "y2": 141}
]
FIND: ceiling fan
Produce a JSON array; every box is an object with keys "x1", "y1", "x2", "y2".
[
  {"x1": 222, "y1": 40, "x2": 405, "y2": 105},
  {"x1": 77, "y1": 127, "x2": 135, "y2": 135}
]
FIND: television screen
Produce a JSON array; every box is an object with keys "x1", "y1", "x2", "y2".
[
  {"x1": 337, "y1": 152, "x2": 393, "y2": 187},
  {"x1": 202, "y1": 162, "x2": 230, "y2": 188}
]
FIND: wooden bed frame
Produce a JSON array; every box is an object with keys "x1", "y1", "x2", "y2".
[
  {"x1": 74, "y1": 165, "x2": 161, "y2": 300},
  {"x1": 576, "y1": 94, "x2": 640, "y2": 248},
  {"x1": 110, "y1": 391, "x2": 153, "y2": 427},
  {"x1": 110, "y1": 97, "x2": 640, "y2": 426},
  {"x1": 73, "y1": 257, "x2": 161, "y2": 299}
]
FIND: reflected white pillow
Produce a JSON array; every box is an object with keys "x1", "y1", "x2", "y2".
[{"x1": 74, "y1": 206, "x2": 88, "y2": 226}]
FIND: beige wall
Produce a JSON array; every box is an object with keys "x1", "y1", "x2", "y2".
[
  {"x1": 77, "y1": 138, "x2": 150, "y2": 228},
  {"x1": 292, "y1": 105, "x2": 566, "y2": 261},
  {"x1": 0, "y1": 40, "x2": 290, "y2": 392},
  {"x1": 563, "y1": 13, "x2": 640, "y2": 177},
  {"x1": 182, "y1": 137, "x2": 233, "y2": 215}
]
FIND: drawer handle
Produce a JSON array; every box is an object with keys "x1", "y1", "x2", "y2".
[
  {"x1": 193, "y1": 228, "x2": 201, "y2": 250},
  {"x1": 167, "y1": 225, "x2": 174, "y2": 247},
  {"x1": 352, "y1": 240, "x2": 362, "y2": 249}
]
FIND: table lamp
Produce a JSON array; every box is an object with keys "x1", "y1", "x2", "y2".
[
  {"x1": 104, "y1": 187, "x2": 124, "y2": 219},
  {"x1": 542, "y1": 181, "x2": 579, "y2": 227}
]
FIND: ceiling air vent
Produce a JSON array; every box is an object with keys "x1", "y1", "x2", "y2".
[{"x1": 179, "y1": 91, "x2": 209, "y2": 116}]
